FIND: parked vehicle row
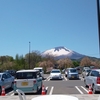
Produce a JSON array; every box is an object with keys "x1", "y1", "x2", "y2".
[{"x1": 0, "y1": 67, "x2": 44, "y2": 94}]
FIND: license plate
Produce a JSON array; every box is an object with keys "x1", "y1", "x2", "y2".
[
  {"x1": 72, "y1": 76, "x2": 74, "y2": 78},
  {"x1": 22, "y1": 82, "x2": 28, "y2": 86}
]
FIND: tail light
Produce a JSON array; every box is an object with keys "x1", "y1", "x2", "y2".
[
  {"x1": 33, "y1": 80, "x2": 36, "y2": 84},
  {"x1": 97, "y1": 77, "x2": 100, "y2": 84},
  {"x1": 14, "y1": 81, "x2": 16, "y2": 84}
]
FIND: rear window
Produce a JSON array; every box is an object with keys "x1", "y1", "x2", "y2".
[
  {"x1": 16, "y1": 72, "x2": 37, "y2": 79},
  {"x1": 70, "y1": 69, "x2": 77, "y2": 72},
  {"x1": 86, "y1": 70, "x2": 91, "y2": 72},
  {"x1": 51, "y1": 70, "x2": 60, "y2": 73}
]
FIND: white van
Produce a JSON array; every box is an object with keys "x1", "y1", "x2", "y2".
[
  {"x1": 13, "y1": 69, "x2": 42, "y2": 94},
  {"x1": 33, "y1": 67, "x2": 44, "y2": 79}
]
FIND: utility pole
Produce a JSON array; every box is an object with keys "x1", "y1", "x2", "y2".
[
  {"x1": 29, "y1": 42, "x2": 30, "y2": 69},
  {"x1": 97, "y1": 0, "x2": 100, "y2": 56}
]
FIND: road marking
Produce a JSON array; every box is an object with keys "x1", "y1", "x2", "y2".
[
  {"x1": 11, "y1": 93, "x2": 14, "y2": 96},
  {"x1": 6, "y1": 90, "x2": 14, "y2": 96},
  {"x1": 64, "y1": 75, "x2": 67, "y2": 81},
  {"x1": 81, "y1": 86, "x2": 88, "y2": 93},
  {"x1": 45, "y1": 86, "x2": 48, "y2": 90},
  {"x1": 49, "y1": 86, "x2": 54, "y2": 95},
  {"x1": 79, "y1": 77, "x2": 84, "y2": 81},
  {"x1": 75, "y1": 86, "x2": 83, "y2": 94}
]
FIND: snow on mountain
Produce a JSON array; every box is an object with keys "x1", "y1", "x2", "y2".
[{"x1": 41, "y1": 46, "x2": 85, "y2": 59}]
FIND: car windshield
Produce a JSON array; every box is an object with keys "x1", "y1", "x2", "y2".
[
  {"x1": 70, "y1": 69, "x2": 77, "y2": 73},
  {"x1": 51, "y1": 70, "x2": 60, "y2": 73},
  {"x1": 86, "y1": 70, "x2": 91, "y2": 72},
  {"x1": 16, "y1": 72, "x2": 37, "y2": 79}
]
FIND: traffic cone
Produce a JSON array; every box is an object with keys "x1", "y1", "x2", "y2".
[
  {"x1": 41, "y1": 85, "x2": 46, "y2": 95},
  {"x1": 1, "y1": 86, "x2": 5, "y2": 96},
  {"x1": 88, "y1": 84, "x2": 93, "y2": 94}
]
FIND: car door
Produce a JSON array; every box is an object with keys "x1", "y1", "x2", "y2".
[
  {"x1": 85, "y1": 71, "x2": 96, "y2": 85},
  {"x1": 2, "y1": 74, "x2": 8, "y2": 89},
  {"x1": 85, "y1": 71, "x2": 92, "y2": 85},
  {"x1": 6, "y1": 73, "x2": 14, "y2": 88}
]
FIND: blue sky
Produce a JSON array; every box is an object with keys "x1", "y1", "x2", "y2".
[{"x1": 0, "y1": 0, "x2": 100, "y2": 58}]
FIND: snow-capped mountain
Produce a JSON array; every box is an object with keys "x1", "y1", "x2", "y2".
[{"x1": 41, "y1": 46, "x2": 86, "y2": 59}]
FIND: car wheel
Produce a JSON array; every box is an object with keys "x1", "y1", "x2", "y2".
[
  {"x1": 84, "y1": 80, "x2": 88, "y2": 87},
  {"x1": 0, "y1": 86, "x2": 1, "y2": 94},
  {"x1": 11, "y1": 82, "x2": 14, "y2": 89},
  {"x1": 93, "y1": 85, "x2": 97, "y2": 94}
]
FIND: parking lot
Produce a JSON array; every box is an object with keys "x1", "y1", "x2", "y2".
[{"x1": 5, "y1": 74, "x2": 92, "y2": 96}]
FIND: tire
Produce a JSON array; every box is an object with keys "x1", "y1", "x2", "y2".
[
  {"x1": 0, "y1": 86, "x2": 1, "y2": 94},
  {"x1": 84, "y1": 80, "x2": 88, "y2": 87},
  {"x1": 93, "y1": 85, "x2": 97, "y2": 94}
]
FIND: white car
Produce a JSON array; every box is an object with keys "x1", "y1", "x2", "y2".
[
  {"x1": 34, "y1": 67, "x2": 44, "y2": 79},
  {"x1": 13, "y1": 69, "x2": 42, "y2": 94},
  {"x1": 84, "y1": 69, "x2": 100, "y2": 94},
  {"x1": 49, "y1": 69, "x2": 62, "y2": 80}
]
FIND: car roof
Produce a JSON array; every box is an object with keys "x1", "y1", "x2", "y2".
[
  {"x1": 16, "y1": 69, "x2": 39, "y2": 73},
  {"x1": 34, "y1": 67, "x2": 43, "y2": 69}
]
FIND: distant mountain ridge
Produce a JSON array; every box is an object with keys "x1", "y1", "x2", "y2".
[{"x1": 41, "y1": 46, "x2": 86, "y2": 60}]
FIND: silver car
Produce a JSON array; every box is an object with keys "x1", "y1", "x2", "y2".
[
  {"x1": 0, "y1": 72, "x2": 15, "y2": 93},
  {"x1": 84, "y1": 69, "x2": 100, "y2": 94},
  {"x1": 67, "y1": 68, "x2": 79, "y2": 80}
]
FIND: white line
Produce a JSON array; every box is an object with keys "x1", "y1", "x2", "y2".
[
  {"x1": 75, "y1": 86, "x2": 83, "y2": 94},
  {"x1": 49, "y1": 86, "x2": 54, "y2": 95},
  {"x1": 45, "y1": 86, "x2": 48, "y2": 90},
  {"x1": 11, "y1": 93, "x2": 14, "y2": 96},
  {"x1": 81, "y1": 86, "x2": 88, "y2": 93},
  {"x1": 6, "y1": 90, "x2": 14, "y2": 96},
  {"x1": 48, "y1": 78, "x2": 50, "y2": 81},
  {"x1": 64, "y1": 76, "x2": 67, "y2": 81}
]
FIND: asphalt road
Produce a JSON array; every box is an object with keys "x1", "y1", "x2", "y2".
[{"x1": 43, "y1": 74, "x2": 88, "y2": 95}]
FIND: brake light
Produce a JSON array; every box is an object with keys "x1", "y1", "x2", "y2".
[
  {"x1": 33, "y1": 80, "x2": 36, "y2": 84},
  {"x1": 14, "y1": 81, "x2": 16, "y2": 84},
  {"x1": 97, "y1": 77, "x2": 100, "y2": 84}
]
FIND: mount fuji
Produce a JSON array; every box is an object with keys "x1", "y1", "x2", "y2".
[{"x1": 41, "y1": 46, "x2": 86, "y2": 59}]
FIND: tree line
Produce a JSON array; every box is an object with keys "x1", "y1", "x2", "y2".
[{"x1": 0, "y1": 51, "x2": 100, "y2": 73}]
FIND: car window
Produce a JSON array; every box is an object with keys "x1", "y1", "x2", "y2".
[
  {"x1": 37, "y1": 71, "x2": 41, "y2": 77},
  {"x1": 6, "y1": 73, "x2": 12, "y2": 78},
  {"x1": 16, "y1": 72, "x2": 37, "y2": 79},
  {"x1": 51, "y1": 70, "x2": 60, "y2": 73},
  {"x1": 2, "y1": 74, "x2": 7, "y2": 79},
  {"x1": 90, "y1": 71, "x2": 100, "y2": 77},
  {"x1": 86, "y1": 70, "x2": 91, "y2": 73},
  {"x1": 70, "y1": 69, "x2": 77, "y2": 72}
]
